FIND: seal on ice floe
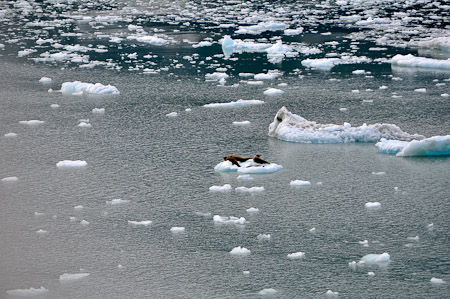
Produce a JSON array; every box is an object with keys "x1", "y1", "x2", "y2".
[{"x1": 223, "y1": 155, "x2": 251, "y2": 167}]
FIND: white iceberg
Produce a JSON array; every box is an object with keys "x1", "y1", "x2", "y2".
[
  {"x1": 59, "y1": 273, "x2": 90, "y2": 282},
  {"x1": 213, "y1": 215, "x2": 246, "y2": 225},
  {"x1": 209, "y1": 184, "x2": 232, "y2": 192},
  {"x1": 56, "y1": 160, "x2": 87, "y2": 168},
  {"x1": 230, "y1": 246, "x2": 251, "y2": 255},
  {"x1": 246, "y1": 207, "x2": 259, "y2": 214},
  {"x1": 203, "y1": 99, "x2": 264, "y2": 108},
  {"x1": 290, "y1": 180, "x2": 311, "y2": 186},
  {"x1": 127, "y1": 35, "x2": 170, "y2": 46},
  {"x1": 61, "y1": 81, "x2": 119, "y2": 95},
  {"x1": 376, "y1": 135, "x2": 450, "y2": 157},
  {"x1": 391, "y1": 54, "x2": 450, "y2": 70},
  {"x1": 7, "y1": 287, "x2": 48, "y2": 297},
  {"x1": 430, "y1": 277, "x2": 446, "y2": 284},
  {"x1": 5, "y1": 133, "x2": 17, "y2": 137},
  {"x1": 360, "y1": 253, "x2": 390, "y2": 264},
  {"x1": 269, "y1": 107, "x2": 424, "y2": 144},
  {"x1": 233, "y1": 121, "x2": 251, "y2": 126}
]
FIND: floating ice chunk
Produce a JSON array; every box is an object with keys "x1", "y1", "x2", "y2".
[
  {"x1": 237, "y1": 175, "x2": 254, "y2": 181},
  {"x1": 301, "y1": 58, "x2": 341, "y2": 70},
  {"x1": 80, "y1": 220, "x2": 89, "y2": 226},
  {"x1": 39, "y1": 77, "x2": 52, "y2": 84},
  {"x1": 233, "y1": 121, "x2": 251, "y2": 126},
  {"x1": 288, "y1": 252, "x2": 305, "y2": 259},
  {"x1": 264, "y1": 88, "x2": 284, "y2": 96},
  {"x1": 428, "y1": 223, "x2": 434, "y2": 230},
  {"x1": 368, "y1": 272, "x2": 375, "y2": 276},
  {"x1": 127, "y1": 35, "x2": 170, "y2": 46},
  {"x1": 326, "y1": 290, "x2": 339, "y2": 297},
  {"x1": 170, "y1": 227, "x2": 185, "y2": 233},
  {"x1": 407, "y1": 236, "x2": 419, "y2": 241},
  {"x1": 192, "y1": 41, "x2": 213, "y2": 48},
  {"x1": 209, "y1": 184, "x2": 232, "y2": 192},
  {"x1": 166, "y1": 112, "x2": 178, "y2": 117},
  {"x1": 235, "y1": 186, "x2": 265, "y2": 193},
  {"x1": 92, "y1": 108, "x2": 105, "y2": 114},
  {"x1": 243, "y1": 270, "x2": 250, "y2": 275},
  {"x1": 69, "y1": 217, "x2": 77, "y2": 222},
  {"x1": 254, "y1": 71, "x2": 282, "y2": 80},
  {"x1": 310, "y1": 227, "x2": 316, "y2": 233},
  {"x1": 230, "y1": 246, "x2": 251, "y2": 255},
  {"x1": 284, "y1": 28, "x2": 304, "y2": 36},
  {"x1": 61, "y1": 81, "x2": 119, "y2": 95},
  {"x1": 365, "y1": 202, "x2": 381, "y2": 209},
  {"x1": 269, "y1": 107, "x2": 424, "y2": 144},
  {"x1": 213, "y1": 215, "x2": 246, "y2": 225},
  {"x1": 290, "y1": 180, "x2": 311, "y2": 186},
  {"x1": 391, "y1": 54, "x2": 450, "y2": 70},
  {"x1": 74, "y1": 205, "x2": 83, "y2": 210},
  {"x1": 339, "y1": 108, "x2": 347, "y2": 112},
  {"x1": 34, "y1": 212, "x2": 45, "y2": 217},
  {"x1": 19, "y1": 120, "x2": 45, "y2": 126},
  {"x1": 359, "y1": 240, "x2": 369, "y2": 247},
  {"x1": 246, "y1": 207, "x2": 259, "y2": 214},
  {"x1": 128, "y1": 220, "x2": 152, "y2": 226},
  {"x1": 257, "y1": 234, "x2": 271, "y2": 241},
  {"x1": 56, "y1": 160, "x2": 87, "y2": 168},
  {"x1": 78, "y1": 122, "x2": 91, "y2": 128},
  {"x1": 60, "y1": 273, "x2": 90, "y2": 282},
  {"x1": 352, "y1": 69, "x2": 367, "y2": 75},
  {"x1": 236, "y1": 22, "x2": 286, "y2": 35},
  {"x1": 4, "y1": 133, "x2": 17, "y2": 137},
  {"x1": 430, "y1": 277, "x2": 446, "y2": 284},
  {"x1": 7, "y1": 287, "x2": 49, "y2": 297},
  {"x1": 2, "y1": 176, "x2": 19, "y2": 182},
  {"x1": 50, "y1": 104, "x2": 60, "y2": 109},
  {"x1": 376, "y1": 135, "x2": 450, "y2": 156},
  {"x1": 106, "y1": 199, "x2": 130, "y2": 205},
  {"x1": 360, "y1": 253, "x2": 390, "y2": 264},
  {"x1": 215, "y1": 160, "x2": 282, "y2": 174},
  {"x1": 379, "y1": 86, "x2": 388, "y2": 90},
  {"x1": 442, "y1": 93, "x2": 449, "y2": 97},
  {"x1": 259, "y1": 288, "x2": 277, "y2": 295},
  {"x1": 372, "y1": 172, "x2": 385, "y2": 175},
  {"x1": 36, "y1": 229, "x2": 48, "y2": 234},
  {"x1": 204, "y1": 99, "x2": 264, "y2": 108},
  {"x1": 205, "y1": 72, "x2": 229, "y2": 81},
  {"x1": 414, "y1": 88, "x2": 426, "y2": 93},
  {"x1": 247, "y1": 81, "x2": 264, "y2": 85}
]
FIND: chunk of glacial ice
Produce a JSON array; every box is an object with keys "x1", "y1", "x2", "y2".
[
  {"x1": 230, "y1": 246, "x2": 251, "y2": 255},
  {"x1": 263, "y1": 88, "x2": 284, "y2": 96},
  {"x1": 430, "y1": 277, "x2": 446, "y2": 284},
  {"x1": 258, "y1": 288, "x2": 277, "y2": 295},
  {"x1": 235, "y1": 186, "x2": 265, "y2": 193},
  {"x1": 290, "y1": 180, "x2": 311, "y2": 186},
  {"x1": 56, "y1": 160, "x2": 87, "y2": 168},
  {"x1": 59, "y1": 273, "x2": 90, "y2": 282},
  {"x1": 7, "y1": 286, "x2": 48, "y2": 297},
  {"x1": 360, "y1": 253, "x2": 390, "y2": 264},
  {"x1": 287, "y1": 252, "x2": 305, "y2": 259},
  {"x1": 128, "y1": 220, "x2": 152, "y2": 226},
  {"x1": 170, "y1": 227, "x2": 185, "y2": 233},
  {"x1": 376, "y1": 135, "x2": 450, "y2": 157},
  {"x1": 106, "y1": 199, "x2": 130, "y2": 205},
  {"x1": 209, "y1": 184, "x2": 232, "y2": 192},
  {"x1": 61, "y1": 81, "x2": 119, "y2": 95},
  {"x1": 365, "y1": 202, "x2": 381, "y2": 209},
  {"x1": 203, "y1": 99, "x2": 264, "y2": 108},
  {"x1": 213, "y1": 215, "x2": 246, "y2": 224},
  {"x1": 2, "y1": 176, "x2": 19, "y2": 182},
  {"x1": 19, "y1": 120, "x2": 45, "y2": 125},
  {"x1": 39, "y1": 77, "x2": 52, "y2": 84}
]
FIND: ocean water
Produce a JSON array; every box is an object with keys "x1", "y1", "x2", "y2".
[{"x1": 0, "y1": 1, "x2": 449, "y2": 298}]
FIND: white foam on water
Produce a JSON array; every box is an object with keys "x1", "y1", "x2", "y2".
[{"x1": 56, "y1": 160, "x2": 87, "y2": 168}]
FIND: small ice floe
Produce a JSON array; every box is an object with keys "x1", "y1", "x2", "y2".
[
  {"x1": 407, "y1": 236, "x2": 419, "y2": 241},
  {"x1": 215, "y1": 159, "x2": 282, "y2": 174},
  {"x1": 56, "y1": 160, "x2": 87, "y2": 168},
  {"x1": 359, "y1": 240, "x2": 369, "y2": 247},
  {"x1": 230, "y1": 246, "x2": 250, "y2": 255},
  {"x1": 118, "y1": 264, "x2": 123, "y2": 269},
  {"x1": 237, "y1": 175, "x2": 253, "y2": 181},
  {"x1": 339, "y1": 108, "x2": 347, "y2": 112},
  {"x1": 4, "y1": 133, "x2": 17, "y2": 137},
  {"x1": 170, "y1": 227, "x2": 185, "y2": 233},
  {"x1": 209, "y1": 184, "x2": 232, "y2": 192},
  {"x1": 74, "y1": 205, "x2": 83, "y2": 210},
  {"x1": 414, "y1": 88, "x2": 426, "y2": 93},
  {"x1": 50, "y1": 104, "x2": 60, "y2": 109},
  {"x1": 19, "y1": 120, "x2": 45, "y2": 126},
  {"x1": 352, "y1": 90, "x2": 360, "y2": 93},
  {"x1": 372, "y1": 172, "x2": 385, "y2": 175},
  {"x1": 428, "y1": 223, "x2": 434, "y2": 230},
  {"x1": 34, "y1": 212, "x2": 45, "y2": 217},
  {"x1": 430, "y1": 277, "x2": 446, "y2": 284},
  {"x1": 106, "y1": 199, "x2": 130, "y2": 205},
  {"x1": 368, "y1": 272, "x2": 375, "y2": 276},
  {"x1": 290, "y1": 180, "x2": 311, "y2": 186},
  {"x1": 185, "y1": 108, "x2": 192, "y2": 112},
  {"x1": 203, "y1": 99, "x2": 264, "y2": 108},
  {"x1": 263, "y1": 88, "x2": 284, "y2": 96},
  {"x1": 391, "y1": 54, "x2": 450, "y2": 70},
  {"x1": 352, "y1": 69, "x2": 368, "y2": 75},
  {"x1": 59, "y1": 273, "x2": 90, "y2": 282},
  {"x1": 442, "y1": 93, "x2": 449, "y2": 97},
  {"x1": 39, "y1": 77, "x2": 52, "y2": 84},
  {"x1": 92, "y1": 108, "x2": 105, "y2": 114},
  {"x1": 232, "y1": 121, "x2": 251, "y2": 126},
  {"x1": 309, "y1": 227, "x2": 316, "y2": 233},
  {"x1": 213, "y1": 215, "x2": 246, "y2": 225},
  {"x1": 287, "y1": 252, "x2": 305, "y2": 259},
  {"x1": 247, "y1": 80, "x2": 264, "y2": 85},
  {"x1": 7, "y1": 286, "x2": 49, "y2": 297},
  {"x1": 36, "y1": 229, "x2": 48, "y2": 234},
  {"x1": 80, "y1": 220, "x2": 89, "y2": 226},
  {"x1": 258, "y1": 288, "x2": 277, "y2": 295},
  {"x1": 128, "y1": 220, "x2": 152, "y2": 226},
  {"x1": 1, "y1": 176, "x2": 19, "y2": 182},
  {"x1": 365, "y1": 202, "x2": 381, "y2": 209},
  {"x1": 166, "y1": 112, "x2": 177, "y2": 117},
  {"x1": 195, "y1": 212, "x2": 212, "y2": 217},
  {"x1": 257, "y1": 234, "x2": 271, "y2": 241},
  {"x1": 246, "y1": 207, "x2": 259, "y2": 214},
  {"x1": 376, "y1": 135, "x2": 450, "y2": 157},
  {"x1": 317, "y1": 182, "x2": 323, "y2": 185},
  {"x1": 205, "y1": 72, "x2": 229, "y2": 81},
  {"x1": 243, "y1": 270, "x2": 250, "y2": 275},
  {"x1": 69, "y1": 217, "x2": 78, "y2": 222},
  {"x1": 60, "y1": 81, "x2": 119, "y2": 95},
  {"x1": 235, "y1": 186, "x2": 265, "y2": 193},
  {"x1": 360, "y1": 253, "x2": 390, "y2": 264},
  {"x1": 78, "y1": 121, "x2": 91, "y2": 128},
  {"x1": 326, "y1": 290, "x2": 339, "y2": 297}
]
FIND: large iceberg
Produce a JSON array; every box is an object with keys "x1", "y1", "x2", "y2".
[
  {"x1": 376, "y1": 135, "x2": 450, "y2": 156},
  {"x1": 61, "y1": 81, "x2": 119, "y2": 95},
  {"x1": 268, "y1": 107, "x2": 424, "y2": 144}
]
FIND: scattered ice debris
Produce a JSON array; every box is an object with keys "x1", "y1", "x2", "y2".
[
  {"x1": 246, "y1": 207, "x2": 259, "y2": 214},
  {"x1": 407, "y1": 236, "x2": 419, "y2": 241},
  {"x1": 6, "y1": 287, "x2": 49, "y2": 297},
  {"x1": 166, "y1": 112, "x2": 178, "y2": 117},
  {"x1": 203, "y1": 99, "x2": 264, "y2": 108},
  {"x1": 287, "y1": 252, "x2": 305, "y2": 259},
  {"x1": 263, "y1": 88, "x2": 284, "y2": 96},
  {"x1": 170, "y1": 227, "x2": 185, "y2": 233},
  {"x1": 301, "y1": 58, "x2": 341, "y2": 70},
  {"x1": 59, "y1": 273, "x2": 90, "y2": 282},
  {"x1": 209, "y1": 184, "x2": 232, "y2": 192},
  {"x1": 4, "y1": 133, "x2": 17, "y2": 138},
  {"x1": 258, "y1": 288, "x2": 277, "y2": 295},
  {"x1": 36, "y1": 229, "x2": 48, "y2": 234},
  {"x1": 269, "y1": 107, "x2": 423, "y2": 144},
  {"x1": 39, "y1": 77, "x2": 52, "y2": 84},
  {"x1": 414, "y1": 88, "x2": 426, "y2": 93},
  {"x1": 192, "y1": 41, "x2": 213, "y2": 48},
  {"x1": 1, "y1": 176, "x2": 19, "y2": 182},
  {"x1": 19, "y1": 120, "x2": 45, "y2": 126},
  {"x1": 235, "y1": 186, "x2": 265, "y2": 193},
  {"x1": 230, "y1": 246, "x2": 251, "y2": 255},
  {"x1": 128, "y1": 220, "x2": 152, "y2": 226},
  {"x1": 326, "y1": 290, "x2": 339, "y2": 297},
  {"x1": 60, "y1": 81, "x2": 119, "y2": 95},
  {"x1": 106, "y1": 199, "x2": 130, "y2": 205},
  {"x1": 237, "y1": 175, "x2": 254, "y2": 181},
  {"x1": 69, "y1": 217, "x2": 78, "y2": 222},
  {"x1": 360, "y1": 253, "x2": 390, "y2": 264},
  {"x1": 376, "y1": 135, "x2": 450, "y2": 156},
  {"x1": 127, "y1": 35, "x2": 171, "y2": 46},
  {"x1": 80, "y1": 220, "x2": 89, "y2": 226},
  {"x1": 391, "y1": 54, "x2": 450, "y2": 70},
  {"x1": 365, "y1": 202, "x2": 381, "y2": 209},
  {"x1": 74, "y1": 205, "x2": 83, "y2": 210},
  {"x1": 368, "y1": 272, "x2": 375, "y2": 276},
  {"x1": 359, "y1": 240, "x2": 369, "y2": 247},
  {"x1": 430, "y1": 277, "x2": 446, "y2": 284},
  {"x1": 290, "y1": 180, "x2": 311, "y2": 187},
  {"x1": 257, "y1": 234, "x2": 271, "y2": 241},
  {"x1": 213, "y1": 215, "x2": 246, "y2": 225},
  {"x1": 233, "y1": 121, "x2": 251, "y2": 126},
  {"x1": 56, "y1": 160, "x2": 87, "y2": 168},
  {"x1": 352, "y1": 69, "x2": 369, "y2": 75},
  {"x1": 92, "y1": 108, "x2": 105, "y2": 114}
]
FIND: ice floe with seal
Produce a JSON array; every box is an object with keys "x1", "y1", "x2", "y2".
[
  {"x1": 6, "y1": 286, "x2": 49, "y2": 297},
  {"x1": 203, "y1": 99, "x2": 264, "y2": 108},
  {"x1": 60, "y1": 81, "x2": 119, "y2": 95},
  {"x1": 215, "y1": 159, "x2": 282, "y2": 174},
  {"x1": 268, "y1": 107, "x2": 424, "y2": 144},
  {"x1": 376, "y1": 135, "x2": 450, "y2": 157}
]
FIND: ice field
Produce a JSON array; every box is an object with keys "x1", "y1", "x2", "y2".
[{"x1": 0, "y1": 0, "x2": 449, "y2": 298}]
